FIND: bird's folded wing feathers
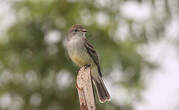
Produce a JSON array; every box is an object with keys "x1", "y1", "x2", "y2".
[{"x1": 83, "y1": 38, "x2": 102, "y2": 77}]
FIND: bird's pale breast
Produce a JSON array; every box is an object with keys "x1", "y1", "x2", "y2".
[{"x1": 67, "y1": 36, "x2": 92, "y2": 67}]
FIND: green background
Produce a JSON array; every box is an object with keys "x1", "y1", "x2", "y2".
[{"x1": 0, "y1": 0, "x2": 176, "y2": 110}]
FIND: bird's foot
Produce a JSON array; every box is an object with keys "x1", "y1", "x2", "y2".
[{"x1": 84, "y1": 64, "x2": 91, "y2": 69}]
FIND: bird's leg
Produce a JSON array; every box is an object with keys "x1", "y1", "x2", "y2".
[{"x1": 84, "y1": 64, "x2": 91, "y2": 69}]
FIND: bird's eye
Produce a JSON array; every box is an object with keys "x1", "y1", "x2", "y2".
[{"x1": 74, "y1": 29, "x2": 78, "y2": 32}]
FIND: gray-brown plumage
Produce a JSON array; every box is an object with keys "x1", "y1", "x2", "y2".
[{"x1": 66, "y1": 24, "x2": 110, "y2": 103}]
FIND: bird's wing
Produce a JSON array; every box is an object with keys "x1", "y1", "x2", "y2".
[{"x1": 83, "y1": 38, "x2": 102, "y2": 77}]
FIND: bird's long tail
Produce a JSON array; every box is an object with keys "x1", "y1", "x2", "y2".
[{"x1": 92, "y1": 77, "x2": 111, "y2": 103}]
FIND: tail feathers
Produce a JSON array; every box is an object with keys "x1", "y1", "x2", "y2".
[{"x1": 93, "y1": 77, "x2": 111, "y2": 103}]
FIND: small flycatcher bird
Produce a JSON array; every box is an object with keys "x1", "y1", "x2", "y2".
[{"x1": 66, "y1": 24, "x2": 110, "y2": 103}]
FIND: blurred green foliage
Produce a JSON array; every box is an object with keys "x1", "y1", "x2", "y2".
[{"x1": 0, "y1": 0, "x2": 171, "y2": 110}]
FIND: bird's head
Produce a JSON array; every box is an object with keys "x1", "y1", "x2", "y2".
[{"x1": 68, "y1": 24, "x2": 88, "y2": 37}]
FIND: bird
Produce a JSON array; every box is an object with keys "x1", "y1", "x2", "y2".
[{"x1": 66, "y1": 24, "x2": 110, "y2": 103}]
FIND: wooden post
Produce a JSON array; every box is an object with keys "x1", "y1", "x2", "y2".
[{"x1": 76, "y1": 66, "x2": 96, "y2": 110}]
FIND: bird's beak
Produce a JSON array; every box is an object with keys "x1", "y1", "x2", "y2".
[{"x1": 81, "y1": 29, "x2": 88, "y2": 32}]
